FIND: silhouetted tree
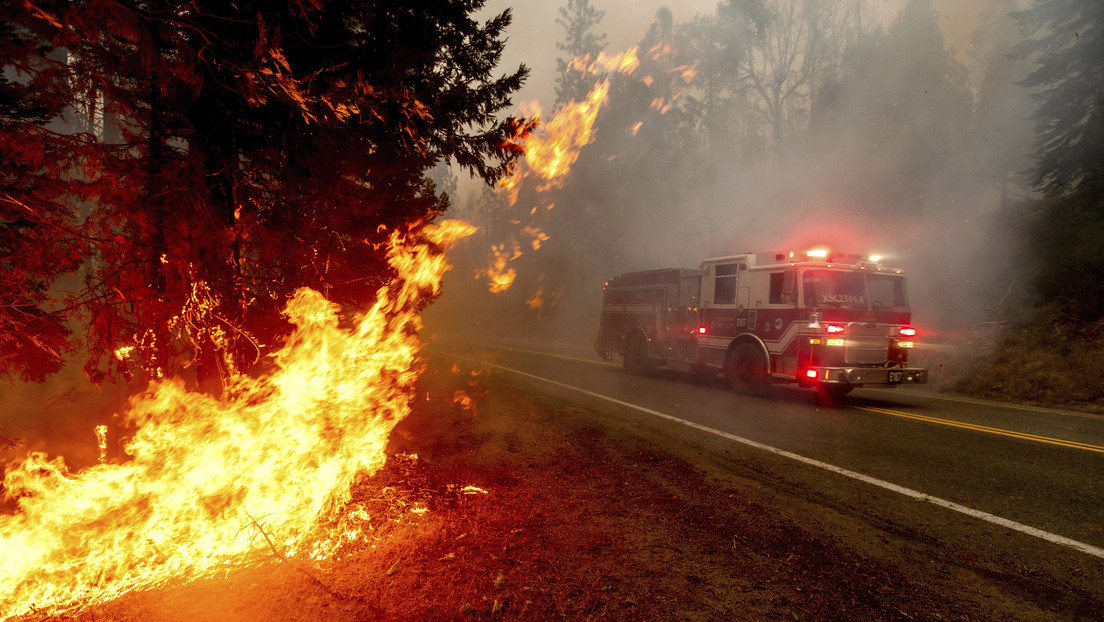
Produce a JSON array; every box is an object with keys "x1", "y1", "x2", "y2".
[
  {"x1": 1015, "y1": 0, "x2": 1104, "y2": 198},
  {"x1": 554, "y1": 0, "x2": 607, "y2": 110},
  {"x1": 970, "y1": 0, "x2": 1036, "y2": 196},
  {"x1": 809, "y1": 0, "x2": 973, "y2": 214},
  {"x1": 724, "y1": 0, "x2": 847, "y2": 155},
  {"x1": 1012, "y1": 0, "x2": 1104, "y2": 320},
  {"x1": 675, "y1": 3, "x2": 760, "y2": 165},
  {"x1": 0, "y1": 0, "x2": 528, "y2": 387}
]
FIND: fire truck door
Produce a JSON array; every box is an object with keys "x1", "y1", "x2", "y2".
[
  {"x1": 736, "y1": 285, "x2": 751, "y2": 329},
  {"x1": 675, "y1": 275, "x2": 700, "y2": 360}
]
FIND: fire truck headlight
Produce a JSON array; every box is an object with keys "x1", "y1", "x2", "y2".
[
  {"x1": 898, "y1": 340, "x2": 914, "y2": 349},
  {"x1": 826, "y1": 338, "x2": 845, "y2": 347}
]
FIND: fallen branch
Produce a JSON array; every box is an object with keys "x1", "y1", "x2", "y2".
[{"x1": 243, "y1": 512, "x2": 376, "y2": 610}]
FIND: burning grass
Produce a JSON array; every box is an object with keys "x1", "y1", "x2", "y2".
[{"x1": 0, "y1": 221, "x2": 475, "y2": 618}]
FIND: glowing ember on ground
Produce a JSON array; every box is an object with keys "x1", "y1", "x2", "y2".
[{"x1": 0, "y1": 220, "x2": 474, "y2": 619}]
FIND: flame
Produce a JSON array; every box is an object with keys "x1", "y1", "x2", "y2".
[
  {"x1": 94, "y1": 425, "x2": 107, "y2": 464},
  {"x1": 526, "y1": 285, "x2": 545, "y2": 310},
  {"x1": 523, "y1": 226, "x2": 549, "y2": 251},
  {"x1": 567, "y1": 46, "x2": 640, "y2": 76},
  {"x1": 476, "y1": 83, "x2": 610, "y2": 292},
  {"x1": 450, "y1": 391, "x2": 473, "y2": 411},
  {"x1": 520, "y1": 80, "x2": 609, "y2": 188},
  {"x1": 0, "y1": 219, "x2": 474, "y2": 618},
  {"x1": 480, "y1": 241, "x2": 521, "y2": 293},
  {"x1": 476, "y1": 42, "x2": 689, "y2": 294}
]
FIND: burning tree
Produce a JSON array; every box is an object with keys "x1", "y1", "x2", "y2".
[
  {"x1": 0, "y1": 0, "x2": 530, "y2": 616},
  {"x1": 0, "y1": 0, "x2": 529, "y2": 389}
]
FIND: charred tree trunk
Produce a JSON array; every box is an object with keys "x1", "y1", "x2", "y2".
[{"x1": 190, "y1": 83, "x2": 245, "y2": 392}]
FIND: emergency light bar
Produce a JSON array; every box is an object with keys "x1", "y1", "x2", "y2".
[{"x1": 778, "y1": 249, "x2": 889, "y2": 266}]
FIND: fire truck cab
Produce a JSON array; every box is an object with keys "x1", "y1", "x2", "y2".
[{"x1": 595, "y1": 249, "x2": 928, "y2": 398}]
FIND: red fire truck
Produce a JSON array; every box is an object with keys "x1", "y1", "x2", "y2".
[{"x1": 594, "y1": 248, "x2": 927, "y2": 398}]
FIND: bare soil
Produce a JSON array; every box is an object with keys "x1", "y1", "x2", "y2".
[{"x1": 67, "y1": 357, "x2": 1104, "y2": 621}]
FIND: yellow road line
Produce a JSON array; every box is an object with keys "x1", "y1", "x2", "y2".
[{"x1": 855, "y1": 406, "x2": 1104, "y2": 454}]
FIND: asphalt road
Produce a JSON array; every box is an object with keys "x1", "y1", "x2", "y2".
[{"x1": 432, "y1": 336, "x2": 1104, "y2": 565}]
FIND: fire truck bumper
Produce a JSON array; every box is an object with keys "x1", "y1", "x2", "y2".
[{"x1": 814, "y1": 367, "x2": 928, "y2": 386}]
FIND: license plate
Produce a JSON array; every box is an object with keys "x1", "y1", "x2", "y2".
[{"x1": 888, "y1": 371, "x2": 903, "y2": 383}]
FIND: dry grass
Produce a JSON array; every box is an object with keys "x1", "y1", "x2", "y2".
[{"x1": 955, "y1": 309, "x2": 1104, "y2": 413}]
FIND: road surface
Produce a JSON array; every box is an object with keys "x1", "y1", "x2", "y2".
[{"x1": 432, "y1": 336, "x2": 1104, "y2": 567}]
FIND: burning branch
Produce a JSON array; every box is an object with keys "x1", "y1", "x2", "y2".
[{"x1": 244, "y1": 512, "x2": 374, "y2": 609}]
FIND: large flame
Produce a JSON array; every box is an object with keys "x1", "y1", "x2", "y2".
[
  {"x1": 0, "y1": 220, "x2": 475, "y2": 619},
  {"x1": 501, "y1": 48, "x2": 640, "y2": 197},
  {"x1": 476, "y1": 44, "x2": 692, "y2": 295}
]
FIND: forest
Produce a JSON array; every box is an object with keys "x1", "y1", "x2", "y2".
[
  {"x1": 2, "y1": 0, "x2": 1103, "y2": 411},
  {"x1": 444, "y1": 0, "x2": 1104, "y2": 411}
]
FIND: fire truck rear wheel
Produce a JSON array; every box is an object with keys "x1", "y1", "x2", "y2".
[
  {"x1": 623, "y1": 333, "x2": 655, "y2": 375},
  {"x1": 726, "y1": 343, "x2": 769, "y2": 394}
]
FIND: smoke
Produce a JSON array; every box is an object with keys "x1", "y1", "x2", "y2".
[{"x1": 434, "y1": 0, "x2": 1039, "y2": 364}]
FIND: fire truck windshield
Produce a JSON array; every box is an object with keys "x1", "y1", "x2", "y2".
[{"x1": 802, "y1": 269, "x2": 908, "y2": 312}]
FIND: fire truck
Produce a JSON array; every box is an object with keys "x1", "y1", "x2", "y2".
[{"x1": 594, "y1": 249, "x2": 927, "y2": 398}]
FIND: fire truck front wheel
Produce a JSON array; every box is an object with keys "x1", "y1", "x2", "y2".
[{"x1": 726, "y1": 343, "x2": 769, "y2": 394}]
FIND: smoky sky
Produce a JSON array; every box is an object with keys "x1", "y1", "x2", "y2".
[
  {"x1": 482, "y1": 0, "x2": 987, "y2": 112},
  {"x1": 440, "y1": 0, "x2": 1038, "y2": 350}
]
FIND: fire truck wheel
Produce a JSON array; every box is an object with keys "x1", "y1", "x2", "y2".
[
  {"x1": 623, "y1": 334, "x2": 655, "y2": 375},
  {"x1": 726, "y1": 343, "x2": 768, "y2": 394}
]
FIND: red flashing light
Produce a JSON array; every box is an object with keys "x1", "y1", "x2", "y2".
[
  {"x1": 898, "y1": 326, "x2": 917, "y2": 337},
  {"x1": 805, "y1": 369, "x2": 818, "y2": 379},
  {"x1": 825, "y1": 323, "x2": 846, "y2": 334},
  {"x1": 698, "y1": 326, "x2": 707, "y2": 335}
]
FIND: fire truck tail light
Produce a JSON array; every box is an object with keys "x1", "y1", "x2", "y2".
[
  {"x1": 898, "y1": 326, "x2": 917, "y2": 337},
  {"x1": 825, "y1": 323, "x2": 846, "y2": 334}
]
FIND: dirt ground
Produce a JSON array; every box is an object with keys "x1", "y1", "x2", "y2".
[{"x1": 63, "y1": 357, "x2": 1104, "y2": 621}]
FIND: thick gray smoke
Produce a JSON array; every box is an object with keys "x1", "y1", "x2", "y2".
[{"x1": 432, "y1": 0, "x2": 1038, "y2": 370}]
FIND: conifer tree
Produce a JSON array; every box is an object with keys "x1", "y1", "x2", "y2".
[
  {"x1": 554, "y1": 0, "x2": 607, "y2": 110},
  {"x1": 0, "y1": 0, "x2": 528, "y2": 387},
  {"x1": 1014, "y1": 0, "x2": 1104, "y2": 320},
  {"x1": 1015, "y1": 0, "x2": 1104, "y2": 197}
]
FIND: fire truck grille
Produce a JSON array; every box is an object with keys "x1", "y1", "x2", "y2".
[{"x1": 845, "y1": 323, "x2": 889, "y2": 364}]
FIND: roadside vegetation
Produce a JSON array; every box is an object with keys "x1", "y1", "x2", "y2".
[
  {"x1": 948, "y1": 2, "x2": 1104, "y2": 414},
  {"x1": 955, "y1": 306, "x2": 1104, "y2": 414}
]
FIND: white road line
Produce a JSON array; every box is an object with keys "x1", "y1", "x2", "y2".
[{"x1": 463, "y1": 356, "x2": 1104, "y2": 561}]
